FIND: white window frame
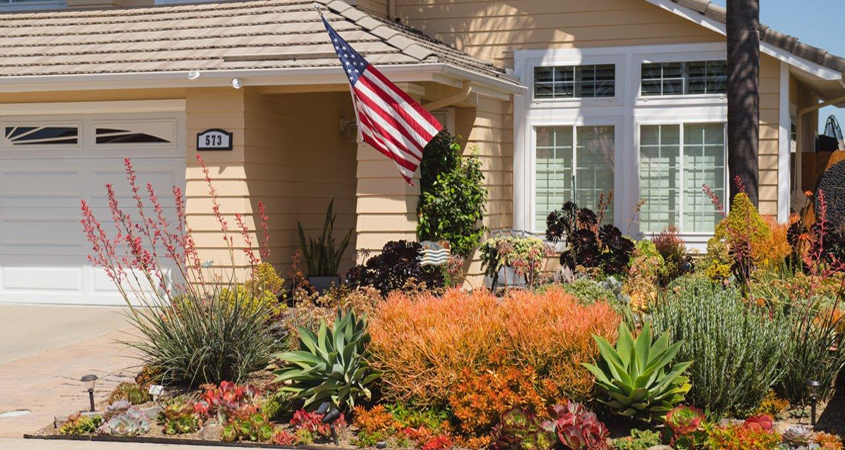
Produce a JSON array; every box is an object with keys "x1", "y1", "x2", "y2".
[
  {"x1": 0, "y1": 0, "x2": 65, "y2": 11},
  {"x1": 634, "y1": 48, "x2": 728, "y2": 106},
  {"x1": 523, "y1": 52, "x2": 625, "y2": 109},
  {"x1": 515, "y1": 43, "x2": 735, "y2": 251},
  {"x1": 635, "y1": 120, "x2": 730, "y2": 241},
  {"x1": 529, "y1": 119, "x2": 623, "y2": 234},
  {"x1": 640, "y1": 59, "x2": 728, "y2": 97}
]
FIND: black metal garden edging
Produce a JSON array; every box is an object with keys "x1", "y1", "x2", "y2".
[{"x1": 23, "y1": 433, "x2": 357, "y2": 450}]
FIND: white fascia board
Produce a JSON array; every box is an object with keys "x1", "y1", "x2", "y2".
[
  {"x1": 643, "y1": 0, "x2": 844, "y2": 81},
  {"x1": 0, "y1": 99, "x2": 186, "y2": 116},
  {"x1": 0, "y1": 64, "x2": 525, "y2": 97}
]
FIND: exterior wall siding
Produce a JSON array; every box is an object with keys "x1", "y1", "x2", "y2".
[
  {"x1": 395, "y1": 0, "x2": 722, "y2": 69},
  {"x1": 243, "y1": 90, "x2": 359, "y2": 276},
  {"x1": 758, "y1": 55, "x2": 781, "y2": 216},
  {"x1": 186, "y1": 88, "x2": 359, "y2": 280}
]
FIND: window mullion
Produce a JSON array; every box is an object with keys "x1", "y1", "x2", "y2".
[
  {"x1": 572, "y1": 125, "x2": 578, "y2": 205},
  {"x1": 679, "y1": 123, "x2": 685, "y2": 233}
]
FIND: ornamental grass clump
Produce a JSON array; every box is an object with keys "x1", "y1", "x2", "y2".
[
  {"x1": 368, "y1": 287, "x2": 620, "y2": 409},
  {"x1": 80, "y1": 155, "x2": 278, "y2": 386},
  {"x1": 650, "y1": 275, "x2": 793, "y2": 417}
]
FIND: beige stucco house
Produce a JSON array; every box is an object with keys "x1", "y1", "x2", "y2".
[{"x1": 0, "y1": 0, "x2": 842, "y2": 305}]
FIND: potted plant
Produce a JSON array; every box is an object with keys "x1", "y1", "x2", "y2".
[
  {"x1": 297, "y1": 199, "x2": 353, "y2": 294},
  {"x1": 480, "y1": 230, "x2": 553, "y2": 289}
]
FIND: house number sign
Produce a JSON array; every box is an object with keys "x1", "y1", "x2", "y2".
[{"x1": 197, "y1": 129, "x2": 233, "y2": 151}]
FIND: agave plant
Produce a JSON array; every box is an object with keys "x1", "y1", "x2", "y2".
[
  {"x1": 297, "y1": 199, "x2": 353, "y2": 277},
  {"x1": 582, "y1": 322, "x2": 692, "y2": 422},
  {"x1": 275, "y1": 310, "x2": 380, "y2": 411}
]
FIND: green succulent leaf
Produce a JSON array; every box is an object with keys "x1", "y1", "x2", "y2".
[{"x1": 588, "y1": 323, "x2": 692, "y2": 422}]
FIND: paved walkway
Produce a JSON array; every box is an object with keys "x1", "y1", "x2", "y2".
[{"x1": 0, "y1": 305, "x2": 140, "y2": 438}]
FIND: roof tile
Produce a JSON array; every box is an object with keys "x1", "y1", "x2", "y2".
[
  {"x1": 0, "y1": 0, "x2": 515, "y2": 84},
  {"x1": 669, "y1": 0, "x2": 844, "y2": 74}
]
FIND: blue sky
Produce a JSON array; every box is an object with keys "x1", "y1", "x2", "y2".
[{"x1": 710, "y1": 0, "x2": 844, "y2": 133}]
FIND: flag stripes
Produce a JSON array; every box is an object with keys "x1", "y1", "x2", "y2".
[{"x1": 322, "y1": 15, "x2": 442, "y2": 184}]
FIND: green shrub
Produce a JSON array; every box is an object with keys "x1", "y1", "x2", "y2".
[
  {"x1": 108, "y1": 382, "x2": 151, "y2": 405},
  {"x1": 417, "y1": 132, "x2": 488, "y2": 258},
  {"x1": 650, "y1": 275, "x2": 793, "y2": 416},
  {"x1": 560, "y1": 278, "x2": 616, "y2": 305},
  {"x1": 611, "y1": 429, "x2": 661, "y2": 450}
]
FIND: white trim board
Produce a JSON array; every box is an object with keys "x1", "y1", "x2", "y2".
[
  {"x1": 642, "y1": 0, "x2": 843, "y2": 81},
  {"x1": 0, "y1": 100, "x2": 187, "y2": 116},
  {"x1": 0, "y1": 64, "x2": 525, "y2": 97},
  {"x1": 778, "y1": 61, "x2": 792, "y2": 223}
]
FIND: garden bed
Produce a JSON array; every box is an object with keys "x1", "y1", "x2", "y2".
[
  {"x1": 61, "y1": 155, "x2": 845, "y2": 450},
  {"x1": 23, "y1": 433, "x2": 353, "y2": 449}
]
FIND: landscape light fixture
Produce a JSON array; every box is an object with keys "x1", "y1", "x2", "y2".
[
  {"x1": 81, "y1": 374, "x2": 98, "y2": 412},
  {"x1": 805, "y1": 380, "x2": 821, "y2": 427},
  {"x1": 317, "y1": 402, "x2": 340, "y2": 445}
]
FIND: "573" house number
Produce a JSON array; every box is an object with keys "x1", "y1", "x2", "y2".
[{"x1": 197, "y1": 129, "x2": 233, "y2": 151}]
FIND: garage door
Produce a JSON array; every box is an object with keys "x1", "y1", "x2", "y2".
[{"x1": 0, "y1": 113, "x2": 186, "y2": 306}]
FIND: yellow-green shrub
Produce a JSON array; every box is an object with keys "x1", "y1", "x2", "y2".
[{"x1": 623, "y1": 240, "x2": 663, "y2": 313}]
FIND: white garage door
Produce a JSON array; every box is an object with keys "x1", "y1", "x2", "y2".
[{"x1": 0, "y1": 112, "x2": 186, "y2": 306}]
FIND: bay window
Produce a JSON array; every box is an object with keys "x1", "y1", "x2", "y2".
[
  {"x1": 535, "y1": 125, "x2": 615, "y2": 231},
  {"x1": 639, "y1": 123, "x2": 726, "y2": 234}
]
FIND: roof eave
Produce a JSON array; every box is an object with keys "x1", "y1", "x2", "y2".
[
  {"x1": 644, "y1": 0, "x2": 844, "y2": 82},
  {"x1": 0, "y1": 63, "x2": 525, "y2": 96}
]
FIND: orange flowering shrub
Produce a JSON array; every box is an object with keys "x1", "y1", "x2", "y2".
[
  {"x1": 369, "y1": 289, "x2": 503, "y2": 407},
  {"x1": 756, "y1": 216, "x2": 793, "y2": 270},
  {"x1": 499, "y1": 287, "x2": 619, "y2": 402},
  {"x1": 448, "y1": 366, "x2": 545, "y2": 435},
  {"x1": 368, "y1": 287, "x2": 620, "y2": 408}
]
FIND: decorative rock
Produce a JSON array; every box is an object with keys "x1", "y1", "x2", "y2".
[
  {"x1": 198, "y1": 423, "x2": 223, "y2": 441},
  {"x1": 139, "y1": 405, "x2": 163, "y2": 422},
  {"x1": 375, "y1": 442, "x2": 388, "y2": 449}
]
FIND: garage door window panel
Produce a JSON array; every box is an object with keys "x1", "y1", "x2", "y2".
[{"x1": 3, "y1": 125, "x2": 79, "y2": 147}]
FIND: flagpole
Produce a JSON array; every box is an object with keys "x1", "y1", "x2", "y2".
[{"x1": 316, "y1": 4, "x2": 363, "y2": 144}]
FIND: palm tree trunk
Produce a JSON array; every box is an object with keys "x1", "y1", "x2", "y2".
[{"x1": 727, "y1": 0, "x2": 760, "y2": 206}]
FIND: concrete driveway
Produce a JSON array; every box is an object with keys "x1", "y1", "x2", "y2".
[{"x1": 0, "y1": 305, "x2": 139, "y2": 438}]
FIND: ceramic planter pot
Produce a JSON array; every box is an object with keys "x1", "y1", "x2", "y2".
[{"x1": 308, "y1": 275, "x2": 341, "y2": 295}]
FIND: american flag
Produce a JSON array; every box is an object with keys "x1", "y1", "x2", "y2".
[{"x1": 322, "y1": 15, "x2": 443, "y2": 184}]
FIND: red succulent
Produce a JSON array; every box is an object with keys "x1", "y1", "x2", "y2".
[{"x1": 743, "y1": 415, "x2": 774, "y2": 432}]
